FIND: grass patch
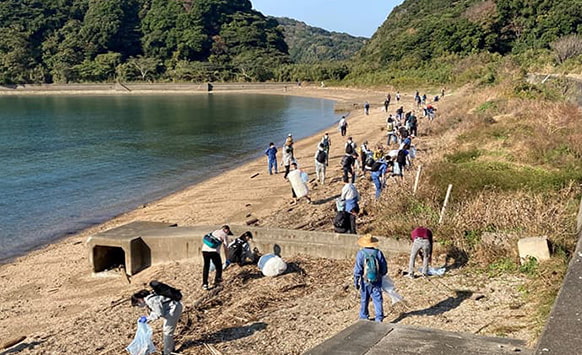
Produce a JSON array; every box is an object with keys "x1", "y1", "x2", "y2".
[
  {"x1": 475, "y1": 100, "x2": 498, "y2": 113},
  {"x1": 428, "y1": 160, "x2": 582, "y2": 196},
  {"x1": 444, "y1": 149, "x2": 482, "y2": 163}
]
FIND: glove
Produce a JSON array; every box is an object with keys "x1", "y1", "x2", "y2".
[{"x1": 138, "y1": 316, "x2": 147, "y2": 323}]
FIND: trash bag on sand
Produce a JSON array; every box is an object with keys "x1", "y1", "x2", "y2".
[
  {"x1": 417, "y1": 266, "x2": 447, "y2": 276},
  {"x1": 258, "y1": 254, "x2": 287, "y2": 277},
  {"x1": 126, "y1": 320, "x2": 156, "y2": 355},
  {"x1": 381, "y1": 276, "x2": 404, "y2": 305}
]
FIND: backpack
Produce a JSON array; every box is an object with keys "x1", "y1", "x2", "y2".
[
  {"x1": 227, "y1": 239, "x2": 244, "y2": 263},
  {"x1": 322, "y1": 137, "x2": 330, "y2": 148},
  {"x1": 316, "y1": 150, "x2": 327, "y2": 164},
  {"x1": 150, "y1": 280, "x2": 182, "y2": 302},
  {"x1": 370, "y1": 161, "x2": 383, "y2": 172},
  {"x1": 387, "y1": 121, "x2": 394, "y2": 132},
  {"x1": 341, "y1": 155, "x2": 352, "y2": 169},
  {"x1": 362, "y1": 249, "x2": 379, "y2": 283},
  {"x1": 203, "y1": 233, "x2": 222, "y2": 248},
  {"x1": 345, "y1": 143, "x2": 354, "y2": 155}
]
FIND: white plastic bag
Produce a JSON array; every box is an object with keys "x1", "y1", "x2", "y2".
[
  {"x1": 417, "y1": 266, "x2": 446, "y2": 276},
  {"x1": 381, "y1": 275, "x2": 404, "y2": 305},
  {"x1": 126, "y1": 320, "x2": 156, "y2": 355},
  {"x1": 259, "y1": 254, "x2": 287, "y2": 277}
]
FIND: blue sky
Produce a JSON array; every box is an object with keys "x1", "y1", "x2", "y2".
[{"x1": 251, "y1": 0, "x2": 403, "y2": 38}]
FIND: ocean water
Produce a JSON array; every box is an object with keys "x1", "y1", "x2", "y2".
[{"x1": 0, "y1": 93, "x2": 338, "y2": 262}]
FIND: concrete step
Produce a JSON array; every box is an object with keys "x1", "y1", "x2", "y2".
[{"x1": 304, "y1": 321, "x2": 531, "y2": 355}]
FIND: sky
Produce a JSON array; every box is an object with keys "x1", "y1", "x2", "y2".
[{"x1": 251, "y1": 0, "x2": 404, "y2": 38}]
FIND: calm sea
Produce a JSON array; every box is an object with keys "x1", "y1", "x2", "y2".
[{"x1": 0, "y1": 93, "x2": 338, "y2": 262}]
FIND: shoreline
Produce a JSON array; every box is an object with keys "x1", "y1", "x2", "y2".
[
  {"x1": 0, "y1": 88, "x2": 342, "y2": 264},
  {"x1": 0, "y1": 86, "x2": 379, "y2": 265},
  {"x1": 0, "y1": 85, "x2": 392, "y2": 343}
]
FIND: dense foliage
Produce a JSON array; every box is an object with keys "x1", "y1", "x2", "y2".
[
  {"x1": 2, "y1": 0, "x2": 582, "y2": 85},
  {"x1": 273, "y1": 17, "x2": 367, "y2": 64},
  {"x1": 357, "y1": 0, "x2": 582, "y2": 69},
  {"x1": 0, "y1": 0, "x2": 290, "y2": 83}
]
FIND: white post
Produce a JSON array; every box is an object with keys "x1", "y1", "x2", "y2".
[
  {"x1": 439, "y1": 184, "x2": 453, "y2": 224},
  {"x1": 413, "y1": 165, "x2": 422, "y2": 195}
]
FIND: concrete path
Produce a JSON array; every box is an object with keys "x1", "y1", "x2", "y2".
[{"x1": 305, "y1": 321, "x2": 531, "y2": 354}]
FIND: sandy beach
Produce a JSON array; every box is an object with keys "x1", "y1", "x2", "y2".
[{"x1": 0, "y1": 85, "x2": 536, "y2": 354}]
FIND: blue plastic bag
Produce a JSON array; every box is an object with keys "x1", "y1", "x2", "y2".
[{"x1": 126, "y1": 319, "x2": 156, "y2": 355}]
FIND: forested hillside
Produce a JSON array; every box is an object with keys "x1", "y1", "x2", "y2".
[
  {"x1": 274, "y1": 17, "x2": 366, "y2": 64},
  {"x1": 0, "y1": 0, "x2": 289, "y2": 84},
  {"x1": 357, "y1": 0, "x2": 582, "y2": 67}
]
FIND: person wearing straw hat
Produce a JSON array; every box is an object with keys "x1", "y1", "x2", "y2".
[{"x1": 353, "y1": 234, "x2": 388, "y2": 322}]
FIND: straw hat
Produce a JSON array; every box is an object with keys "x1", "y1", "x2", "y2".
[{"x1": 357, "y1": 234, "x2": 379, "y2": 248}]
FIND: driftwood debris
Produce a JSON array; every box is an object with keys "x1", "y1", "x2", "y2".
[
  {"x1": 245, "y1": 217, "x2": 259, "y2": 225},
  {"x1": 1, "y1": 336, "x2": 26, "y2": 350}
]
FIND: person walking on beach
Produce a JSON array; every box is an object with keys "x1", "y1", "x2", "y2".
[
  {"x1": 288, "y1": 162, "x2": 312, "y2": 204},
  {"x1": 282, "y1": 135, "x2": 294, "y2": 179},
  {"x1": 396, "y1": 91, "x2": 401, "y2": 102},
  {"x1": 201, "y1": 225, "x2": 232, "y2": 290},
  {"x1": 407, "y1": 112, "x2": 418, "y2": 137},
  {"x1": 265, "y1": 142, "x2": 278, "y2": 175},
  {"x1": 320, "y1": 132, "x2": 331, "y2": 165},
  {"x1": 386, "y1": 115, "x2": 398, "y2": 146},
  {"x1": 364, "y1": 101, "x2": 370, "y2": 115},
  {"x1": 408, "y1": 226, "x2": 433, "y2": 278},
  {"x1": 354, "y1": 234, "x2": 388, "y2": 322},
  {"x1": 341, "y1": 151, "x2": 358, "y2": 184},
  {"x1": 339, "y1": 116, "x2": 348, "y2": 137},
  {"x1": 131, "y1": 285, "x2": 183, "y2": 355},
  {"x1": 314, "y1": 143, "x2": 327, "y2": 185},
  {"x1": 384, "y1": 95, "x2": 391, "y2": 112}
]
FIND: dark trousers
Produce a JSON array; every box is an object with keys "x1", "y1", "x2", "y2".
[
  {"x1": 202, "y1": 251, "x2": 222, "y2": 286},
  {"x1": 284, "y1": 164, "x2": 290, "y2": 179},
  {"x1": 343, "y1": 168, "x2": 355, "y2": 183},
  {"x1": 410, "y1": 125, "x2": 417, "y2": 137},
  {"x1": 340, "y1": 126, "x2": 347, "y2": 136}
]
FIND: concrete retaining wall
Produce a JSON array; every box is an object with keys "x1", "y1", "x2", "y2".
[
  {"x1": 86, "y1": 222, "x2": 411, "y2": 274},
  {"x1": 534, "y1": 196, "x2": 582, "y2": 354}
]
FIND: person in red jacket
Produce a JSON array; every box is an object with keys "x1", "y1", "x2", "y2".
[{"x1": 408, "y1": 227, "x2": 433, "y2": 278}]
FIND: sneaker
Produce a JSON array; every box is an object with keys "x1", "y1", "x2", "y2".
[
  {"x1": 406, "y1": 273, "x2": 415, "y2": 279},
  {"x1": 202, "y1": 284, "x2": 209, "y2": 290}
]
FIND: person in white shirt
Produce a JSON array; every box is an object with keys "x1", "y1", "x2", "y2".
[
  {"x1": 341, "y1": 178, "x2": 360, "y2": 213},
  {"x1": 201, "y1": 225, "x2": 232, "y2": 290}
]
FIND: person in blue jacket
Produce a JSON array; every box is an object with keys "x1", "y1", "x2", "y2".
[
  {"x1": 353, "y1": 234, "x2": 388, "y2": 322},
  {"x1": 370, "y1": 159, "x2": 388, "y2": 199},
  {"x1": 265, "y1": 142, "x2": 278, "y2": 175}
]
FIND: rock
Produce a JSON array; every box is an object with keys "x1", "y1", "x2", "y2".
[
  {"x1": 517, "y1": 236, "x2": 550, "y2": 263},
  {"x1": 481, "y1": 232, "x2": 518, "y2": 252},
  {"x1": 472, "y1": 293, "x2": 485, "y2": 301}
]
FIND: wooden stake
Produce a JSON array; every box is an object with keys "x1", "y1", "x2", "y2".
[
  {"x1": 438, "y1": 184, "x2": 453, "y2": 224},
  {"x1": 413, "y1": 164, "x2": 422, "y2": 195}
]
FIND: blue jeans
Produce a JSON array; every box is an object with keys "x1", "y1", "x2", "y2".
[
  {"x1": 268, "y1": 159, "x2": 277, "y2": 174},
  {"x1": 371, "y1": 173, "x2": 382, "y2": 199},
  {"x1": 359, "y1": 281, "x2": 384, "y2": 322}
]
